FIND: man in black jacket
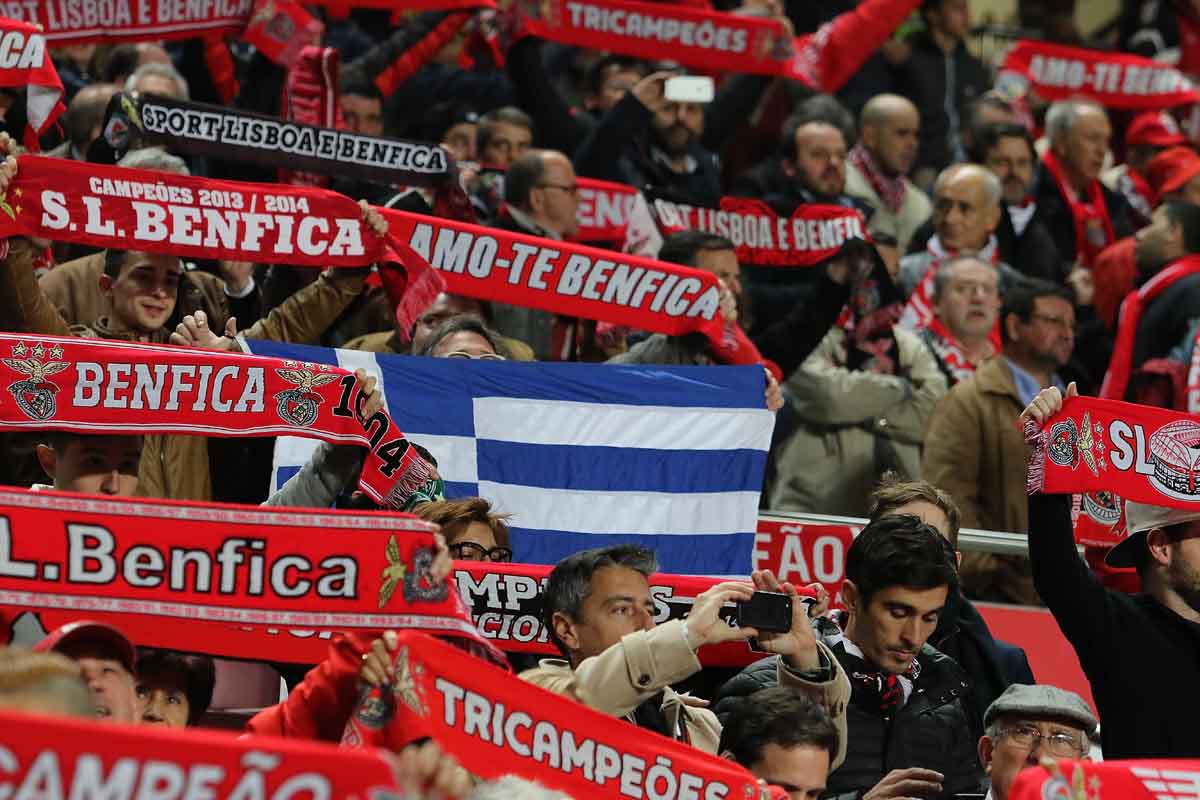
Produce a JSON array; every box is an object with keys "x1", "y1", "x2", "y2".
[
  {"x1": 1023, "y1": 382, "x2": 1200, "y2": 759},
  {"x1": 715, "y1": 515, "x2": 985, "y2": 799}
]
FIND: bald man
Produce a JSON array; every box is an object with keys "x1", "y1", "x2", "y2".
[{"x1": 846, "y1": 94, "x2": 932, "y2": 254}]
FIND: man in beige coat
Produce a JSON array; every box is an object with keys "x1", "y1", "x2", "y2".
[{"x1": 521, "y1": 545, "x2": 850, "y2": 768}]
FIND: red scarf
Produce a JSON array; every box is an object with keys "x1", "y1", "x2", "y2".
[
  {"x1": 1026, "y1": 395, "x2": 1200, "y2": 508},
  {"x1": 654, "y1": 197, "x2": 869, "y2": 267},
  {"x1": 576, "y1": 178, "x2": 641, "y2": 243},
  {"x1": 1009, "y1": 759, "x2": 1200, "y2": 800},
  {"x1": 1042, "y1": 149, "x2": 1117, "y2": 267},
  {"x1": 1000, "y1": 39, "x2": 1200, "y2": 109},
  {"x1": 0, "y1": 19, "x2": 65, "y2": 150},
  {"x1": 848, "y1": 142, "x2": 906, "y2": 214},
  {"x1": 0, "y1": 334, "x2": 433, "y2": 508},
  {"x1": 0, "y1": 708, "x2": 401, "y2": 797},
  {"x1": 0, "y1": 486, "x2": 504, "y2": 664},
  {"x1": 1100, "y1": 255, "x2": 1200, "y2": 400},
  {"x1": 1188, "y1": 322, "x2": 1200, "y2": 415},
  {"x1": 342, "y1": 631, "x2": 763, "y2": 799},
  {"x1": 921, "y1": 316, "x2": 983, "y2": 385}
]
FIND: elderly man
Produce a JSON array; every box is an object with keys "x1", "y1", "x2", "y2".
[
  {"x1": 33, "y1": 621, "x2": 139, "y2": 724},
  {"x1": 920, "y1": 255, "x2": 1002, "y2": 385},
  {"x1": 125, "y1": 61, "x2": 188, "y2": 99},
  {"x1": 978, "y1": 684, "x2": 1096, "y2": 800},
  {"x1": 846, "y1": 94, "x2": 931, "y2": 254},
  {"x1": 1033, "y1": 99, "x2": 1134, "y2": 268},
  {"x1": 1023, "y1": 383, "x2": 1200, "y2": 759}
]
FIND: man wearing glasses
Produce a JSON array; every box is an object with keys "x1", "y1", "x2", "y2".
[{"x1": 977, "y1": 684, "x2": 1096, "y2": 800}]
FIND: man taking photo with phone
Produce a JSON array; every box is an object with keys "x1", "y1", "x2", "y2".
[
  {"x1": 522, "y1": 545, "x2": 850, "y2": 763},
  {"x1": 717, "y1": 515, "x2": 986, "y2": 799}
]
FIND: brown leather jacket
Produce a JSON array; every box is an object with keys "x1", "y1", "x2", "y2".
[{"x1": 0, "y1": 239, "x2": 367, "y2": 501}]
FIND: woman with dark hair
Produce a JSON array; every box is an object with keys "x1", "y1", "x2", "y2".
[{"x1": 134, "y1": 649, "x2": 216, "y2": 728}]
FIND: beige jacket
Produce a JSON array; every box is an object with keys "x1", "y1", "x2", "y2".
[
  {"x1": 844, "y1": 161, "x2": 932, "y2": 255},
  {"x1": 0, "y1": 239, "x2": 367, "y2": 501},
  {"x1": 519, "y1": 619, "x2": 850, "y2": 768}
]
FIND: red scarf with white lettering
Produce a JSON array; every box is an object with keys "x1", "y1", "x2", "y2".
[
  {"x1": 1042, "y1": 149, "x2": 1117, "y2": 267},
  {"x1": 0, "y1": 334, "x2": 433, "y2": 509},
  {"x1": 1026, "y1": 395, "x2": 1200, "y2": 509},
  {"x1": 342, "y1": 631, "x2": 763, "y2": 799},
  {"x1": 848, "y1": 142, "x2": 906, "y2": 214},
  {"x1": 653, "y1": 196, "x2": 870, "y2": 267},
  {"x1": 1000, "y1": 39, "x2": 1200, "y2": 110},
  {"x1": 0, "y1": 19, "x2": 65, "y2": 150},
  {"x1": 0, "y1": 708, "x2": 401, "y2": 798},
  {"x1": 0, "y1": 486, "x2": 505, "y2": 664},
  {"x1": 1100, "y1": 255, "x2": 1200, "y2": 401},
  {"x1": 898, "y1": 235, "x2": 1001, "y2": 341}
]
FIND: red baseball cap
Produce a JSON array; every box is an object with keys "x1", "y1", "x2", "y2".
[
  {"x1": 1145, "y1": 146, "x2": 1200, "y2": 197},
  {"x1": 33, "y1": 620, "x2": 136, "y2": 673},
  {"x1": 1128, "y1": 111, "x2": 1188, "y2": 148}
]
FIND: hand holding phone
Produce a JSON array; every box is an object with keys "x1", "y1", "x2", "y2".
[{"x1": 736, "y1": 591, "x2": 792, "y2": 633}]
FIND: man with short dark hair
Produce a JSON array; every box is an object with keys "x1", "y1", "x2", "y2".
[
  {"x1": 477, "y1": 106, "x2": 534, "y2": 169},
  {"x1": 977, "y1": 684, "x2": 1095, "y2": 800},
  {"x1": 718, "y1": 515, "x2": 985, "y2": 799},
  {"x1": 1023, "y1": 382, "x2": 1200, "y2": 759},
  {"x1": 33, "y1": 431, "x2": 143, "y2": 496},
  {"x1": 719, "y1": 687, "x2": 840, "y2": 800},
  {"x1": 923, "y1": 281, "x2": 1075, "y2": 603},
  {"x1": 338, "y1": 71, "x2": 385, "y2": 137},
  {"x1": 522, "y1": 545, "x2": 850, "y2": 757}
]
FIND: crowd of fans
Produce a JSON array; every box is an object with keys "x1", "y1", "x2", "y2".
[{"x1": 3, "y1": 0, "x2": 1200, "y2": 796}]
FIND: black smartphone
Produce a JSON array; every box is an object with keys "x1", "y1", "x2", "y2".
[{"x1": 736, "y1": 591, "x2": 792, "y2": 633}]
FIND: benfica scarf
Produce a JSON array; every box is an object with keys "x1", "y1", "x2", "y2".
[
  {"x1": 0, "y1": 334, "x2": 434, "y2": 508},
  {"x1": 278, "y1": 46, "x2": 342, "y2": 189},
  {"x1": 0, "y1": 708, "x2": 401, "y2": 799},
  {"x1": 1000, "y1": 39, "x2": 1200, "y2": 110},
  {"x1": 848, "y1": 142, "x2": 906, "y2": 214},
  {"x1": 0, "y1": 155, "x2": 397, "y2": 268},
  {"x1": 342, "y1": 631, "x2": 763, "y2": 799},
  {"x1": 921, "y1": 316, "x2": 985, "y2": 386},
  {"x1": 1072, "y1": 490, "x2": 1128, "y2": 547},
  {"x1": 0, "y1": 19, "x2": 65, "y2": 150},
  {"x1": 652, "y1": 196, "x2": 870, "y2": 267},
  {"x1": 576, "y1": 178, "x2": 641, "y2": 243},
  {"x1": 837, "y1": 250, "x2": 904, "y2": 375},
  {"x1": 1042, "y1": 149, "x2": 1117, "y2": 267},
  {"x1": 898, "y1": 234, "x2": 1002, "y2": 349},
  {"x1": 1008, "y1": 759, "x2": 1200, "y2": 800},
  {"x1": 1100, "y1": 255, "x2": 1200, "y2": 401},
  {"x1": 0, "y1": 486, "x2": 503, "y2": 664},
  {"x1": 1026, "y1": 395, "x2": 1200, "y2": 509}
]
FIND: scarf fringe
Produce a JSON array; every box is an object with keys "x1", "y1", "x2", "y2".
[{"x1": 1024, "y1": 414, "x2": 1047, "y2": 495}]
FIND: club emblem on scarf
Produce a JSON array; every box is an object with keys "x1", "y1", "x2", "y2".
[
  {"x1": 404, "y1": 546, "x2": 449, "y2": 604},
  {"x1": 1047, "y1": 413, "x2": 1108, "y2": 476},
  {"x1": 378, "y1": 535, "x2": 407, "y2": 609},
  {"x1": 392, "y1": 646, "x2": 427, "y2": 718},
  {"x1": 274, "y1": 362, "x2": 338, "y2": 427},
  {"x1": 1082, "y1": 490, "x2": 1121, "y2": 526},
  {"x1": 0, "y1": 185, "x2": 19, "y2": 220},
  {"x1": 1038, "y1": 760, "x2": 1101, "y2": 800},
  {"x1": 1148, "y1": 420, "x2": 1200, "y2": 498},
  {"x1": 353, "y1": 682, "x2": 395, "y2": 730},
  {"x1": 1048, "y1": 418, "x2": 1081, "y2": 469},
  {"x1": 3, "y1": 341, "x2": 69, "y2": 421}
]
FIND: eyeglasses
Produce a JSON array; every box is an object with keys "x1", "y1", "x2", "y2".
[
  {"x1": 1000, "y1": 725, "x2": 1085, "y2": 758},
  {"x1": 442, "y1": 351, "x2": 506, "y2": 360},
  {"x1": 449, "y1": 542, "x2": 513, "y2": 562},
  {"x1": 537, "y1": 182, "x2": 579, "y2": 196}
]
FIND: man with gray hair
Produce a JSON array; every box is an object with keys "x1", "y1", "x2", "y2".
[
  {"x1": 124, "y1": 61, "x2": 189, "y2": 100},
  {"x1": 977, "y1": 684, "x2": 1096, "y2": 800},
  {"x1": 921, "y1": 255, "x2": 1002, "y2": 385},
  {"x1": 46, "y1": 83, "x2": 120, "y2": 162},
  {"x1": 1033, "y1": 98, "x2": 1133, "y2": 268}
]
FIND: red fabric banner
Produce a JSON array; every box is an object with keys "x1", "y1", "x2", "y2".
[
  {"x1": 379, "y1": 207, "x2": 724, "y2": 340},
  {"x1": 452, "y1": 561, "x2": 814, "y2": 668},
  {"x1": 0, "y1": 334, "x2": 433, "y2": 507},
  {"x1": 576, "y1": 177, "x2": 640, "y2": 243},
  {"x1": 1071, "y1": 491, "x2": 1128, "y2": 547},
  {"x1": 345, "y1": 630, "x2": 764, "y2": 799},
  {"x1": 1008, "y1": 758, "x2": 1200, "y2": 800},
  {"x1": 0, "y1": 485, "x2": 503, "y2": 662},
  {"x1": 653, "y1": 197, "x2": 869, "y2": 267},
  {"x1": 0, "y1": 156, "x2": 393, "y2": 269},
  {"x1": 0, "y1": 708, "x2": 402, "y2": 798},
  {"x1": 0, "y1": 19, "x2": 65, "y2": 150},
  {"x1": 1026, "y1": 395, "x2": 1200, "y2": 511},
  {"x1": 1001, "y1": 40, "x2": 1200, "y2": 109}
]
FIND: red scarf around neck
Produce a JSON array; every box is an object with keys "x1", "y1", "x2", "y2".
[
  {"x1": 848, "y1": 142, "x2": 907, "y2": 213},
  {"x1": 922, "y1": 316, "x2": 987, "y2": 385},
  {"x1": 1026, "y1": 395, "x2": 1200, "y2": 508},
  {"x1": 0, "y1": 334, "x2": 432, "y2": 508},
  {"x1": 1042, "y1": 148, "x2": 1117, "y2": 267},
  {"x1": 1100, "y1": 255, "x2": 1200, "y2": 400}
]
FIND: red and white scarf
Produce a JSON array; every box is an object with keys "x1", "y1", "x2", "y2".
[
  {"x1": 1100, "y1": 254, "x2": 1200, "y2": 400},
  {"x1": 921, "y1": 316, "x2": 983, "y2": 385},
  {"x1": 898, "y1": 234, "x2": 999, "y2": 333},
  {"x1": 0, "y1": 19, "x2": 65, "y2": 150},
  {"x1": 1042, "y1": 148, "x2": 1117, "y2": 267},
  {"x1": 848, "y1": 142, "x2": 907, "y2": 213}
]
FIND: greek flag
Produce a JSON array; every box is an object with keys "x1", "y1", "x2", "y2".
[{"x1": 245, "y1": 341, "x2": 773, "y2": 575}]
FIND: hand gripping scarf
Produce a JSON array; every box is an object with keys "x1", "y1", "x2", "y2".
[
  {"x1": 1026, "y1": 394, "x2": 1200, "y2": 511},
  {"x1": 0, "y1": 334, "x2": 432, "y2": 508}
]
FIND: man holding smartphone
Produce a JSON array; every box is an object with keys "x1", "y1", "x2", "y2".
[{"x1": 521, "y1": 545, "x2": 850, "y2": 763}]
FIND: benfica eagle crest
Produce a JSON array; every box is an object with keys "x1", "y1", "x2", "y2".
[
  {"x1": 3, "y1": 341, "x2": 69, "y2": 421},
  {"x1": 273, "y1": 361, "x2": 338, "y2": 427}
]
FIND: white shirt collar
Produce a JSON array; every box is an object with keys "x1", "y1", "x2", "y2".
[{"x1": 830, "y1": 629, "x2": 915, "y2": 705}]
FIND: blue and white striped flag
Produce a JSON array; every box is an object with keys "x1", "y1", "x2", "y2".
[{"x1": 245, "y1": 341, "x2": 773, "y2": 575}]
